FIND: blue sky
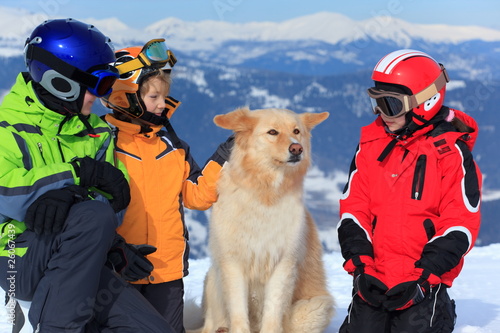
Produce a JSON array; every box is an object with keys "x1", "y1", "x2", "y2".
[{"x1": 3, "y1": 0, "x2": 500, "y2": 29}]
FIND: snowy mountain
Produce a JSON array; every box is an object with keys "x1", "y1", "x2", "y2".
[{"x1": 0, "y1": 7, "x2": 499, "y2": 256}]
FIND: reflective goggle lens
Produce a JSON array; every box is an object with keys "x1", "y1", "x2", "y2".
[
  {"x1": 88, "y1": 69, "x2": 119, "y2": 97},
  {"x1": 145, "y1": 41, "x2": 169, "y2": 62},
  {"x1": 367, "y1": 87, "x2": 409, "y2": 119},
  {"x1": 372, "y1": 96, "x2": 404, "y2": 117}
]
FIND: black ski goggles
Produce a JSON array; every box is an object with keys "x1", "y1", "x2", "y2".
[
  {"x1": 115, "y1": 38, "x2": 177, "y2": 75},
  {"x1": 367, "y1": 65, "x2": 449, "y2": 118}
]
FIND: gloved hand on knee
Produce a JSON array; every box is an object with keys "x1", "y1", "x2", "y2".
[{"x1": 24, "y1": 185, "x2": 88, "y2": 234}]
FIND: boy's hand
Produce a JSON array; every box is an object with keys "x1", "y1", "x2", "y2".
[
  {"x1": 107, "y1": 234, "x2": 156, "y2": 282},
  {"x1": 354, "y1": 269, "x2": 388, "y2": 307},
  {"x1": 25, "y1": 185, "x2": 88, "y2": 234},
  {"x1": 215, "y1": 135, "x2": 235, "y2": 161},
  {"x1": 72, "y1": 157, "x2": 130, "y2": 212}
]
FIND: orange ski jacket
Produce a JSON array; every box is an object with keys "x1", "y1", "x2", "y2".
[{"x1": 105, "y1": 114, "x2": 225, "y2": 284}]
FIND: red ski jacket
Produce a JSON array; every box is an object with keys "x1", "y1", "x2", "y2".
[{"x1": 338, "y1": 107, "x2": 482, "y2": 288}]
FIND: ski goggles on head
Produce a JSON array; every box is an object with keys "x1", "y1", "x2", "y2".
[
  {"x1": 367, "y1": 65, "x2": 450, "y2": 118},
  {"x1": 115, "y1": 38, "x2": 177, "y2": 75}
]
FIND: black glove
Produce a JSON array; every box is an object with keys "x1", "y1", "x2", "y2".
[
  {"x1": 215, "y1": 135, "x2": 235, "y2": 162},
  {"x1": 384, "y1": 278, "x2": 429, "y2": 311},
  {"x1": 73, "y1": 157, "x2": 130, "y2": 212},
  {"x1": 25, "y1": 185, "x2": 88, "y2": 235},
  {"x1": 383, "y1": 268, "x2": 441, "y2": 311},
  {"x1": 354, "y1": 266, "x2": 388, "y2": 307},
  {"x1": 107, "y1": 234, "x2": 156, "y2": 282}
]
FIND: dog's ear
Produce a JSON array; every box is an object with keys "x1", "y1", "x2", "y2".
[
  {"x1": 300, "y1": 112, "x2": 329, "y2": 131},
  {"x1": 213, "y1": 107, "x2": 257, "y2": 132}
]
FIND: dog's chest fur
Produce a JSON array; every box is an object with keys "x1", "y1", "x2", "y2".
[{"x1": 209, "y1": 169, "x2": 307, "y2": 281}]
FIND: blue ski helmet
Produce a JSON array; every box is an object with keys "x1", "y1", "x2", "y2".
[{"x1": 24, "y1": 18, "x2": 118, "y2": 101}]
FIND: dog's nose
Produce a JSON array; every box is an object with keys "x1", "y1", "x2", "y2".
[{"x1": 289, "y1": 143, "x2": 303, "y2": 156}]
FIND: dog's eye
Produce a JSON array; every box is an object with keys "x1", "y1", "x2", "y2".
[
  {"x1": 293, "y1": 129, "x2": 300, "y2": 135},
  {"x1": 267, "y1": 129, "x2": 279, "y2": 136}
]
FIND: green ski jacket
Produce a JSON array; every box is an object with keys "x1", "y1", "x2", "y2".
[{"x1": 0, "y1": 73, "x2": 126, "y2": 252}]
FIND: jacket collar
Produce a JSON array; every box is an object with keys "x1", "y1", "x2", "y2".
[
  {"x1": 4, "y1": 73, "x2": 104, "y2": 137},
  {"x1": 105, "y1": 114, "x2": 163, "y2": 138}
]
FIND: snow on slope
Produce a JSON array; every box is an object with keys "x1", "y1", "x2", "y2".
[{"x1": 2, "y1": 244, "x2": 500, "y2": 332}]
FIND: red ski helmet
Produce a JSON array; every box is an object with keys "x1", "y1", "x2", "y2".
[{"x1": 367, "y1": 49, "x2": 449, "y2": 127}]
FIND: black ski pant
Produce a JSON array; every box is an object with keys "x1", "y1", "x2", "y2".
[
  {"x1": 339, "y1": 283, "x2": 456, "y2": 333},
  {"x1": 132, "y1": 279, "x2": 186, "y2": 333},
  {"x1": 0, "y1": 200, "x2": 174, "y2": 333}
]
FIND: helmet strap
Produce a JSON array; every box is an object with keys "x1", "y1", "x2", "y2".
[
  {"x1": 137, "y1": 112, "x2": 181, "y2": 148},
  {"x1": 405, "y1": 108, "x2": 446, "y2": 137},
  {"x1": 377, "y1": 138, "x2": 398, "y2": 162},
  {"x1": 77, "y1": 113, "x2": 99, "y2": 137},
  {"x1": 138, "y1": 110, "x2": 165, "y2": 127},
  {"x1": 377, "y1": 106, "x2": 448, "y2": 162},
  {"x1": 26, "y1": 44, "x2": 101, "y2": 90}
]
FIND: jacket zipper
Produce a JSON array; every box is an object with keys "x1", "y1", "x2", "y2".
[
  {"x1": 57, "y1": 139, "x2": 66, "y2": 163},
  {"x1": 411, "y1": 155, "x2": 427, "y2": 200},
  {"x1": 37, "y1": 143, "x2": 46, "y2": 164}
]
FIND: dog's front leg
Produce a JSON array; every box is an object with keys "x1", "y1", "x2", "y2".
[
  {"x1": 200, "y1": 266, "x2": 230, "y2": 333},
  {"x1": 220, "y1": 261, "x2": 251, "y2": 333},
  {"x1": 260, "y1": 258, "x2": 297, "y2": 333}
]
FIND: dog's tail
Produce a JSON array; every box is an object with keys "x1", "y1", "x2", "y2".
[{"x1": 184, "y1": 297, "x2": 204, "y2": 333}]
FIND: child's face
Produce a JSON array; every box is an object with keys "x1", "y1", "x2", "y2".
[
  {"x1": 141, "y1": 77, "x2": 169, "y2": 116},
  {"x1": 81, "y1": 91, "x2": 97, "y2": 116},
  {"x1": 381, "y1": 112, "x2": 407, "y2": 132}
]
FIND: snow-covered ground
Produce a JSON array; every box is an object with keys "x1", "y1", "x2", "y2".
[{"x1": 2, "y1": 243, "x2": 499, "y2": 332}]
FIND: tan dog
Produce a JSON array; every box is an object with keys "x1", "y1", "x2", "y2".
[{"x1": 187, "y1": 107, "x2": 334, "y2": 333}]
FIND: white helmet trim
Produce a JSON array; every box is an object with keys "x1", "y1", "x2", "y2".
[{"x1": 374, "y1": 49, "x2": 430, "y2": 75}]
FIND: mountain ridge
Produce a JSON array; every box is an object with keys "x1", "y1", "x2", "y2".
[{"x1": 1, "y1": 7, "x2": 500, "y2": 57}]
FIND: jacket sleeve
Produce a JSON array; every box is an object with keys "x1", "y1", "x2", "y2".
[
  {"x1": 337, "y1": 144, "x2": 375, "y2": 273},
  {"x1": 181, "y1": 141, "x2": 226, "y2": 210},
  {"x1": 416, "y1": 140, "x2": 481, "y2": 276},
  {"x1": 0, "y1": 130, "x2": 77, "y2": 222}
]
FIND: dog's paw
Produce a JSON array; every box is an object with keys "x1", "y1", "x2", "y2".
[{"x1": 216, "y1": 328, "x2": 229, "y2": 333}]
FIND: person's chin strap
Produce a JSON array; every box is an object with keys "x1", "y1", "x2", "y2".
[
  {"x1": 377, "y1": 138, "x2": 399, "y2": 162},
  {"x1": 77, "y1": 113, "x2": 99, "y2": 137},
  {"x1": 377, "y1": 109, "x2": 447, "y2": 162},
  {"x1": 138, "y1": 112, "x2": 182, "y2": 148}
]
